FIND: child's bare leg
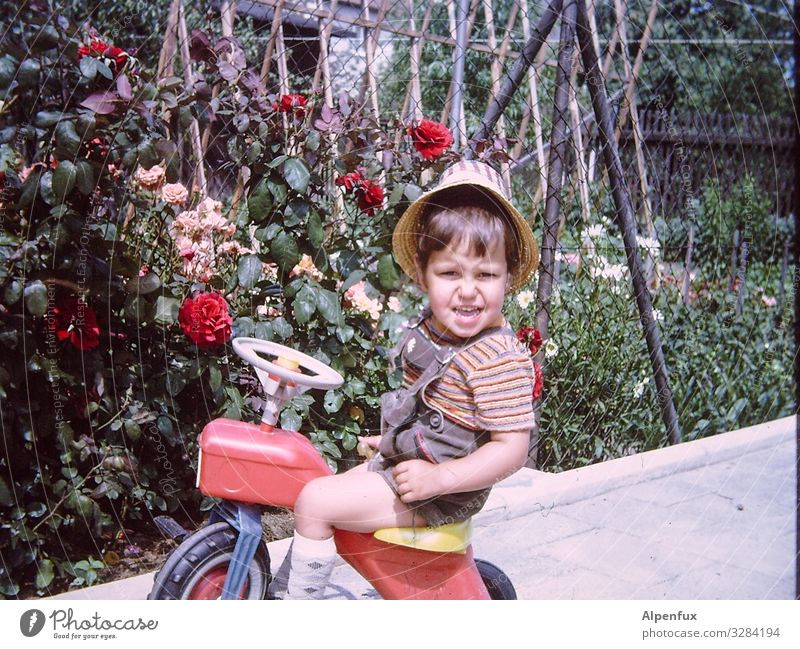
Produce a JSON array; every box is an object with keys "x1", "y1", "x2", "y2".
[
  {"x1": 294, "y1": 469, "x2": 426, "y2": 540},
  {"x1": 283, "y1": 468, "x2": 426, "y2": 599}
]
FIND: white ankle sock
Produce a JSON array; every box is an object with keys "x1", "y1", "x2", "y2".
[{"x1": 285, "y1": 531, "x2": 337, "y2": 600}]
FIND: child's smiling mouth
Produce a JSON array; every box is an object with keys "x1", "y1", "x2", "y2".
[{"x1": 453, "y1": 306, "x2": 483, "y2": 319}]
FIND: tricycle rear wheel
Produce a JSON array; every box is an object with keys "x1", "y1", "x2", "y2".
[
  {"x1": 148, "y1": 522, "x2": 270, "y2": 600},
  {"x1": 475, "y1": 558, "x2": 517, "y2": 600}
]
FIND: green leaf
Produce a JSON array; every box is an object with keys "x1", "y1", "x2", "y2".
[
  {"x1": 343, "y1": 379, "x2": 366, "y2": 399},
  {"x1": 280, "y1": 409, "x2": 302, "y2": 432},
  {"x1": 324, "y1": 390, "x2": 344, "y2": 414},
  {"x1": 316, "y1": 288, "x2": 342, "y2": 325},
  {"x1": 247, "y1": 183, "x2": 273, "y2": 223},
  {"x1": 127, "y1": 272, "x2": 161, "y2": 295},
  {"x1": 254, "y1": 321, "x2": 273, "y2": 341},
  {"x1": 154, "y1": 296, "x2": 180, "y2": 325},
  {"x1": 233, "y1": 316, "x2": 255, "y2": 337},
  {"x1": 340, "y1": 270, "x2": 366, "y2": 293},
  {"x1": 52, "y1": 160, "x2": 77, "y2": 202},
  {"x1": 283, "y1": 199, "x2": 309, "y2": 228},
  {"x1": 283, "y1": 157, "x2": 310, "y2": 194},
  {"x1": 321, "y1": 441, "x2": 342, "y2": 459},
  {"x1": 335, "y1": 324, "x2": 354, "y2": 344},
  {"x1": 17, "y1": 59, "x2": 41, "y2": 88},
  {"x1": 342, "y1": 432, "x2": 358, "y2": 451},
  {"x1": 23, "y1": 280, "x2": 48, "y2": 316},
  {"x1": 33, "y1": 111, "x2": 67, "y2": 128},
  {"x1": 0, "y1": 475, "x2": 13, "y2": 507},
  {"x1": 35, "y1": 559, "x2": 54, "y2": 589},
  {"x1": 55, "y1": 121, "x2": 81, "y2": 159},
  {"x1": 725, "y1": 398, "x2": 748, "y2": 423},
  {"x1": 268, "y1": 178, "x2": 288, "y2": 205},
  {"x1": 271, "y1": 230, "x2": 300, "y2": 271},
  {"x1": 308, "y1": 211, "x2": 325, "y2": 248},
  {"x1": 292, "y1": 285, "x2": 317, "y2": 325},
  {"x1": 378, "y1": 255, "x2": 401, "y2": 290},
  {"x1": 124, "y1": 419, "x2": 142, "y2": 441},
  {"x1": 267, "y1": 155, "x2": 288, "y2": 169},
  {"x1": 75, "y1": 160, "x2": 95, "y2": 195},
  {"x1": 388, "y1": 182, "x2": 405, "y2": 207},
  {"x1": 208, "y1": 361, "x2": 222, "y2": 392},
  {"x1": 237, "y1": 254, "x2": 262, "y2": 290},
  {"x1": 271, "y1": 317, "x2": 293, "y2": 339},
  {"x1": 3, "y1": 279, "x2": 24, "y2": 306},
  {"x1": 38, "y1": 171, "x2": 56, "y2": 205},
  {"x1": 305, "y1": 130, "x2": 320, "y2": 151},
  {"x1": 79, "y1": 56, "x2": 98, "y2": 81},
  {"x1": 166, "y1": 372, "x2": 187, "y2": 397},
  {"x1": 96, "y1": 60, "x2": 113, "y2": 80}
]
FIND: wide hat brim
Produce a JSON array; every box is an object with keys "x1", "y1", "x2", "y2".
[{"x1": 392, "y1": 162, "x2": 540, "y2": 293}]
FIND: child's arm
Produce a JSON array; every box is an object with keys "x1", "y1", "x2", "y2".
[{"x1": 391, "y1": 429, "x2": 530, "y2": 503}]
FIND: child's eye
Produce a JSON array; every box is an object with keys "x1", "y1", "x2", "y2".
[{"x1": 479, "y1": 272, "x2": 498, "y2": 279}]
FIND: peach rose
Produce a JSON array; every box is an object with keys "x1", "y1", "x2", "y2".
[
  {"x1": 135, "y1": 164, "x2": 165, "y2": 190},
  {"x1": 161, "y1": 182, "x2": 189, "y2": 206}
]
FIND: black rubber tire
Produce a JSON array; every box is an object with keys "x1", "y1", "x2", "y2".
[
  {"x1": 475, "y1": 558, "x2": 517, "y2": 600},
  {"x1": 148, "y1": 522, "x2": 271, "y2": 600}
]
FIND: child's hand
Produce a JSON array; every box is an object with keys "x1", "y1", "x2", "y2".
[
  {"x1": 392, "y1": 460, "x2": 446, "y2": 503},
  {"x1": 356, "y1": 435, "x2": 381, "y2": 459}
]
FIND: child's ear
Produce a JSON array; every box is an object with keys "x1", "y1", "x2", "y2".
[{"x1": 414, "y1": 257, "x2": 428, "y2": 292}]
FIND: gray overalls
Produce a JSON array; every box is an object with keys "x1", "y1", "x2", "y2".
[{"x1": 367, "y1": 310, "x2": 517, "y2": 528}]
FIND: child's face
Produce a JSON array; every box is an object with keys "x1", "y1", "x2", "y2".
[{"x1": 417, "y1": 237, "x2": 510, "y2": 339}]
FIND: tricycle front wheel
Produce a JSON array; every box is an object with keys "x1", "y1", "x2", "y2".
[{"x1": 148, "y1": 522, "x2": 271, "y2": 600}]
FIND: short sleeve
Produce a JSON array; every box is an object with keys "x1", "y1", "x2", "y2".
[{"x1": 456, "y1": 337, "x2": 535, "y2": 432}]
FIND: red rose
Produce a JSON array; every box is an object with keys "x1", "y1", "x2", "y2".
[
  {"x1": 408, "y1": 119, "x2": 453, "y2": 160},
  {"x1": 277, "y1": 94, "x2": 307, "y2": 117},
  {"x1": 178, "y1": 292, "x2": 233, "y2": 348},
  {"x1": 516, "y1": 325, "x2": 543, "y2": 355},
  {"x1": 532, "y1": 362, "x2": 543, "y2": 400},
  {"x1": 356, "y1": 179, "x2": 384, "y2": 215},
  {"x1": 52, "y1": 298, "x2": 101, "y2": 350},
  {"x1": 78, "y1": 39, "x2": 129, "y2": 71},
  {"x1": 335, "y1": 170, "x2": 363, "y2": 193}
]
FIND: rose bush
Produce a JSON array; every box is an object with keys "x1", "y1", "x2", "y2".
[{"x1": 0, "y1": 10, "x2": 465, "y2": 597}]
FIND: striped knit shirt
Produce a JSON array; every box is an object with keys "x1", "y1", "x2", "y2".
[{"x1": 403, "y1": 317, "x2": 535, "y2": 433}]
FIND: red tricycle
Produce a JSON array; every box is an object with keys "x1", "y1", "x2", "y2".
[{"x1": 148, "y1": 337, "x2": 516, "y2": 600}]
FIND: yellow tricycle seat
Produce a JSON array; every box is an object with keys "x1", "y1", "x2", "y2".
[{"x1": 373, "y1": 518, "x2": 472, "y2": 554}]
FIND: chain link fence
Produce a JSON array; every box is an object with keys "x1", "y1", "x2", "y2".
[{"x1": 72, "y1": 0, "x2": 796, "y2": 466}]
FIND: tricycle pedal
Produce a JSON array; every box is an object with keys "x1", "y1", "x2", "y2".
[{"x1": 154, "y1": 515, "x2": 190, "y2": 542}]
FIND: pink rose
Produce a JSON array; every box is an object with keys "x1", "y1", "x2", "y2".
[
  {"x1": 161, "y1": 182, "x2": 189, "y2": 205},
  {"x1": 135, "y1": 164, "x2": 166, "y2": 190}
]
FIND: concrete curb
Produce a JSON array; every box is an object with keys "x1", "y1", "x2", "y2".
[
  {"x1": 476, "y1": 414, "x2": 796, "y2": 526},
  {"x1": 49, "y1": 415, "x2": 795, "y2": 600}
]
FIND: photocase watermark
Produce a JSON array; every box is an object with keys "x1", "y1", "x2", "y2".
[
  {"x1": 147, "y1": 418, "x2": 179, "y2": 497},
  {"x1": 20, "y1": 607, "x2": 159, "y2": 641}
]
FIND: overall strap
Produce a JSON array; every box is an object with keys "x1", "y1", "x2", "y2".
[{"x1": 393, "y1": 313, "x2": 517, "y2": 398}]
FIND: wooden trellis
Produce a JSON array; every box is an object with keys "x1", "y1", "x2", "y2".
[{"x1": 151, "y1": 0, "x2": 800, "y2": 456}]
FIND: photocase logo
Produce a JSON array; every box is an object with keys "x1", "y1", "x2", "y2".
[{"x1": 20, "y1": 609, "x2": 46, "y2": 637}]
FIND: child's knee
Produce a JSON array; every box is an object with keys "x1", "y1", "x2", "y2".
[{"x1": 294, "y1": 476, "x2": 328, "y2": 517}]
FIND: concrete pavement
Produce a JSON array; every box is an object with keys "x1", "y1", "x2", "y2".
[{"x1": 51, "y1": 415, "x2": 796, "y2": 600}]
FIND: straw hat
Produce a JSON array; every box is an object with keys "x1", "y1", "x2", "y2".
[{"x1": 392, "y1": 160, "x2": 540, "y2": 293}]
